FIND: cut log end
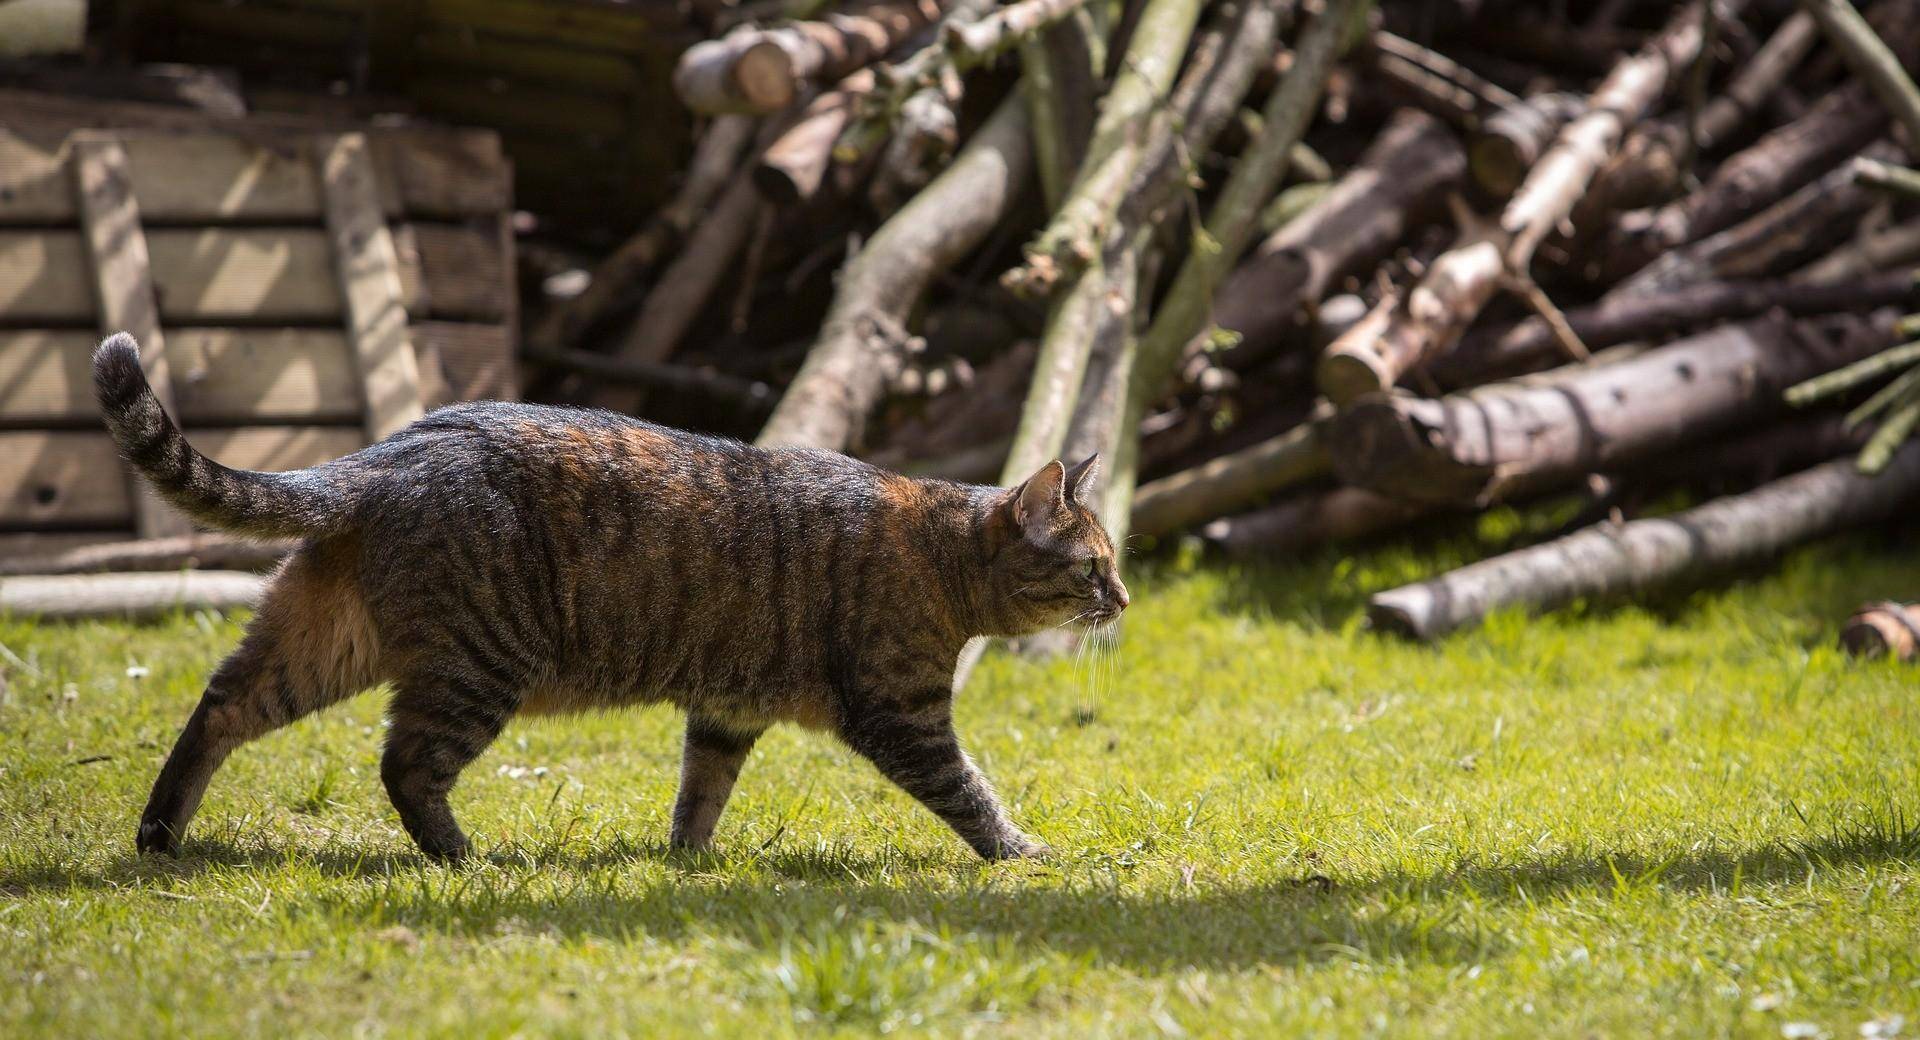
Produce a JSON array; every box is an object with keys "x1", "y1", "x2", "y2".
[
  {"x1": 1840, "y1": 602, "x2": 1920, "y2": 661},
  {"x1": 1366, "y1": 587, "x2": 1439, "y2": 641},
  {"x1": 1316, "y1": 349, "x2": 1393, "y2": 406},
  {"x1": 734, "y1": 41, "x2": 801, "y2": 112}
]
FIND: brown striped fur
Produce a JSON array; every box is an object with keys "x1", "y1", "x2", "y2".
[{"x1": 94, "y1": 334, "x2": 1128, "y2": 862}]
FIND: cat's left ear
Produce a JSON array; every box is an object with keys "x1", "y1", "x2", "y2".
[
  {"x1": 1012, "y1": 460, "x2": 1067, "y2": 536},
  {"x1": 1064, "y1": 454, "x2": 1099, "y2": 504}
]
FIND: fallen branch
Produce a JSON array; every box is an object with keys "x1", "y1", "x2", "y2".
[
  {"x1": 528, "y1": 116, "x2": 756, "y2": 356},
  {"x1": 0, "y1": 535, "x2": 295, "y2": 577},
  {"x1": 1201, "y1": 487, "x2": 1432, "y2": 558},
  {"x1": 1, "y1": 571, "x2": 266, "y2": 620},
  {"x1": 755, "y1": 69, "x2": 878, "y2": 204},
  {"x1": 1802, "y1": 0, "x2": 1920, "y2": 160},
  {"x1": 1129, "y1": 417, "x2": 1329, "y2": 540},
  {"x1": 1368, "y1": 440, "x2": 1920, "y2": 640},
  {"x1": 1840, "y1": 601, "x2": 1920, "y2": 660},
  {"x1": 757, "y1": 95, "x2": 1031, "y2": 451},
  {"x1": 944, "y1": 0, "x2": 1089, "y2": 66},
  {"x1": 1436, "y1": 269, "x2": 1920, "y2": 385},
  {"x1": 1329, "y1": 311, "x2": 1899, "y2": 507}
]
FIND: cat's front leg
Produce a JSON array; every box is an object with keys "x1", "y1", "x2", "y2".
[
  {"x1": 839, "y1": 689, "x2": 1048, "y2": 861},
  {"x1": 670, "y1": 715, "x2": 764, "y2": 850}
]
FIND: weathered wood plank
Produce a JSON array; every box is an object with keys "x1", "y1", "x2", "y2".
[
  {"x1": 419, "y1": 0, "x2": 678, "y2": 55},
  {"x1": 402, "y1": 221, "x2": 510, "y2": 321},
  {"x1": 0, "y1": 328, "x2": 362, "y2": 425},
  {"x1": 0, "y1": 427, "x2": 363, "y2": 530},
  {"x1": 0, "y1": 129, "x2": 71, "y2": 224},
  {"x1": 0, "y1": 532, "x2": 128, "y2": 560},
  {"x1": 0, "y1": 231, "x2": 92, "y2": 322},
  {"x1": 147, "y1": 228, "x2": 342, "y2": 323},
  {"x1": 70, "y1": 132, "x2": 191, "y2": 538},
  {"x1": 170, "y1": 328, "x2": 363, "y2": 423},
  {"x1": 413, "y1": 321, "x2": 515, "y2": 405},
  {"x1": 0, "y1": 93, "x2": 510, "y2": 221},
  {"x1": 320, "y1": 133, "x2": 424, "y2": 440},
  {"x1": 0, "y1": 431, "x2": 130, "y2": 527}
]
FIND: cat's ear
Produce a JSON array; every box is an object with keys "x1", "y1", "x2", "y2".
[
  {"x1": 1013, "y1": 460, "x2": 1067, "y2": 535},
  {"x1": 1064, "y1": 454, "x2": 1099, "y2": 504}
]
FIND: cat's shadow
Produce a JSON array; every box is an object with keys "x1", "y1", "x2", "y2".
[{"x1": 6, "y1": 817, "x2": 1912, "y2": 972}]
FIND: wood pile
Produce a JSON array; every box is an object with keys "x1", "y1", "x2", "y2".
[{"x1": 15, "y1": 0, "x2": 1920, "y2": 642}]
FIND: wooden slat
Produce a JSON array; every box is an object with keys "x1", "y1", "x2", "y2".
[
  {"x1": 2, "y1": 227, "x2": 475, "y2": 325},
  {"x1": 0, "y1": 130, "x2": 71, "y2": 224},
  {"x1": 0, "y1": 330, "x2": 94, "y2": 423},
  {"x1": 320, "y1": 133, "x2": 424, "y2": 440},
  {"x1": 413, "y1": 321, "x2": 516, "y2": 405},
  {"x1": 0, "y1": 427, "x2": 363, "y2": 530},
  {"x1": 147, "y1": 228, "x2": 342, "y2": 323},
  {"x1": 71, "y1": 132, "x2": 191, "y2": 538},
  {"x1": 403, "y1": 221, "x2": 510, "y2": 321},
  {"x1": 170, "y1": 328, "x2": 363, "y2": 423},
  {"x1": 0, "y1": 532, "x2": 129, "y2": 560},
  {"x1": 0, "y1": 328, "x2": 362, "y2": 425},
  {"x1": 0, "y1": 431, "x2": 130, "y2": 528},
  {"x1": 406, "y1": 75, "x2": 630, "y2": 139},
  {"x1": 0, "y1": 231, "x2": 91, "y2": 322},
  {"x1": 1, "y1": 94, "x2": 511, "y2": 222},
  {"x1": 122, "y1": 136, "x2": 322, "y2": 223}
]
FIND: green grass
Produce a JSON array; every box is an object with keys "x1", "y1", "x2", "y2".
[{"x1": 3, "y1": 524, "x2": 1918, "y2": 1037}]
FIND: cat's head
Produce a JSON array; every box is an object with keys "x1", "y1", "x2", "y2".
[{"x1": 985, "y1": 456, "x2": 1130, "y2": 635}]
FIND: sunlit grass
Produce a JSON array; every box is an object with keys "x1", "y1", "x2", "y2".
[{"x1": 2, "y1": 525, "x2": 1917, "y2": 1037}]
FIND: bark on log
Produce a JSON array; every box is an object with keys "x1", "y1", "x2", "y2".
[
  {"x1": 756, "y1": 96, "x2": 1031, "y2": 452},
  {"x1": 1201, "y1": 486, "x2": 1430, "y2": 558},
  {"x1": 592, "y1": 168, "x2": 767, "y2": 411},
  {"x1": 1206, "y1": 108, "x2": 1465, "y2": 375},
  {"x1": 1840, "y1": 601, "x2": 1920, "y2": 660},
  {"x1": 1129, "y1": 418, "x2": 1330, "y2": 540},
  {"x1": 1004, "y1": 0, "x2": 1206, "y2": 296},
  {"x1": 0, "y1": 535, "x2": 295, "y2": 577},
  {"x1": 1580, "y1": 10, "x2": 1817, "y2": 219},
  {"x1": 754, "y1": 69, "x2": 877, "y2": 204},
  {"x1": 1602, "y1": 84, "x2": 1889, "y2": 282},
  {"x1": 1611, "y1": 142, "x2": 1893, "y2": 299},
  {"x1": 676, "y1": 1, "x2": 944, "y2": 114},
  {"x1": 528, "y1": 115, "x2": 755, "y2": 357},
  {"x1": 1328, "y1": 311, "x2": 1900, "y2": 507},
  {"x1": 1434, "y1": 269, "x2": 1920, "y2": 386},
  {"x1": 1, "y1": 570, "x2": 267, "y2": 620},
  {"x1": 1365, "y1": 29, "x2": 1524, "y2": 132},
  {"x1": 945, "y1": 0, "x2": 1089, "y2": 66},
  {"x1": 1368, "y1": 441, "x2": 1920, "y2": 641},
  {"x1": 1802, "y1": 0, "x2": 1920, "y2": 160},
  {"x1": 1792, "y1": 215, "x2": 1920, "y2": 284},
  {"x1": 1468, "y1": 92, "x2": 1584, "y2": 197},
  {"x1": 1317, "y1": 0, "x2": 1736, "y2": 404}
]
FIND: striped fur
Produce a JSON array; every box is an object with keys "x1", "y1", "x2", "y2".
[{"x1": 97, "y1": 335, "x2": 1128, "y2": 862}]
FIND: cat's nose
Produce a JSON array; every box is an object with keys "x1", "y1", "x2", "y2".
[{"x1": 1113, "y1": 581, "x2": 1130, "y2": 611}]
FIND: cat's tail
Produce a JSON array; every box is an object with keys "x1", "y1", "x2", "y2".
[{"x1": 93, "y1": 333, "x2": 352, "y2": 538}]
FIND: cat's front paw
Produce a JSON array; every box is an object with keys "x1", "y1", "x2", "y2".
[{"x1": 987, "y1": 832, "x2": 1052, "y2": 861}]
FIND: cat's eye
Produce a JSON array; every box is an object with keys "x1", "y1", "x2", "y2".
[{"x1": 1084, "y1": 558, "x2": 1100, "y2": 580}]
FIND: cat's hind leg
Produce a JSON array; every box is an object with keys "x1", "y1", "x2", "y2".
[
  {"x1": 669, "y1": 716, "x2": 765, "y2": 850},
  {"x1": 380, "y1": 669, "x2": 518, "y2": 861},
  {"x1": 138, "y1": 541, "x2": 380, "y2": 855}
]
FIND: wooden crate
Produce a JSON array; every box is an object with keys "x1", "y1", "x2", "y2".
[{"x1": 0, "y1": 95, "x2": 518, "y2": 547}]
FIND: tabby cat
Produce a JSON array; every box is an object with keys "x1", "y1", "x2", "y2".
[{"x1": 94, "y1": 334, "x2": 1128, "y2": 862}]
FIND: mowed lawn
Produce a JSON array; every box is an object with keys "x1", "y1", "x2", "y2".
[{"x1": 3, "y1": 521, "x2": 1918, "y2": 1037}]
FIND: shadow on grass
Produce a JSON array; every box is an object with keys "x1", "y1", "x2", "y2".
[{"x1": 5, "y1": 809, "x2": 1912, "y2": 972}]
